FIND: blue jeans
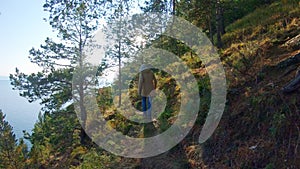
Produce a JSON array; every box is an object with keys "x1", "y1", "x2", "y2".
[{"x1": 142, "y1": 96, "x2": 151, "y2": 119}]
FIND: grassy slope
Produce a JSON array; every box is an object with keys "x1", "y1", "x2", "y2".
[
  {"x1": 184, "y1": 1, "x2": 300, "y2": 168},
  {"x1": 55, "y1": 1, "x2": 299, "y2": 168},
  {"x1": 128, "y1": 1, "x2": 300, "y2": 168}
]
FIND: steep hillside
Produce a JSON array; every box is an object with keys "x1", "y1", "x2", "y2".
[
  {"x1": 17, "y1": 1, "x2": 300, "y2": 168},
  {"x1": 113, "y1": 1, "x2": 300, "y2": 169},
  {"x1": 184, "y1": 1, "x2": 300, "y2": 168}
]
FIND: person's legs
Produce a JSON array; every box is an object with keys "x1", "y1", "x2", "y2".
[
  {"x1": 142, "y1": 96, "x2": 147, "y2": 112},
  {"x1": 142, "y1": 96, "x2": 148, "y2": 120},
  {"x1": 147, "y1": 97, "x2": 152, "y2": 120},
  {"x1": 142, "y1": 96, "x2": 152, "y2": 120}
]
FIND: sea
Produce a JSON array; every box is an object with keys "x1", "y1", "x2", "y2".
[{"x1": 0, "y1": 76, "x2": 40, "y2": 146}]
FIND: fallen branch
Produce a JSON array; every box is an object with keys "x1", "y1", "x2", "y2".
[
  {"x1": 282, "y1": 68, "x2": 300, "y2": 93},
  {"x1": 284, "y1": 34, "x2": 300, "y2": 49},
  {"x1": 277, "y1": 53, "x2": 300, "y2": 69}
]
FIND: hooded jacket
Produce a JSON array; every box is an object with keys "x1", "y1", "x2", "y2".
[{"x1": 138, "y1": 65, "x2": 157, "y2": 97}]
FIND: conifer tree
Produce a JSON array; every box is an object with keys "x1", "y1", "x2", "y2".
[
  {"x1": 10, "y1": 0, "x2": 107, "y2": 144},
  {"x1": 0, "y1": 110, "x2": 27, "y2": 169}
]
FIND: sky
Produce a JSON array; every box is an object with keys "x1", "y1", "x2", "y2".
[
  {"x1": 0, "y1": 0, "x2": 54, "y2": 141},
  {"x1": 0, "y1": 0, "x2": 56, "y2": 77},
  {"x1": 0, "y1": 0, "x2": 144, "y2": 78}
]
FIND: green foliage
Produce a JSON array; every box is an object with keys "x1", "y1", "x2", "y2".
[
  {"x1": 142, "y1": 0, "x2": 171, "y2": 13},
  {"x1": 10, "y1": 0, "x2": 109, "y2": 150},
  {"x1": 226, "y1": 1, "x2": 286, "y2": 32},
  {"x1": 269, "y1": 111, "x2": 286, "y2": 137},
  {"x1": 97, "y1": 87, "x2": 113, "y2": 110},
  {"x1": 77, "y1": 148, "x2": 121, "y2": 169},
  {"x1": 223, "y1": 40, "x2": 263, "y2": 85},
  {"x1": 27, "y1": 107, "x2": 82, "y2": 168},
  {"x1": 224, "y1": 0, "x2": 300, "y2": 45},
  {"x1": 10, "y1": 1, "x2": 106, "y2": 111},
  {"x1": 196, "y1": 76, "x2": 211, "y2": 125},
  {"x1": 10, "y1": 68, "x2": 73, "y2": 111},
  {"x1": 0, "y1": 110, "x2": 28, "y2": 169},
  {"x1": 264, "y1": 163, "x2": 275, "y2": 169},
  {"x1": 224, "y1": 0, "x2": 278, "y2": 26}
]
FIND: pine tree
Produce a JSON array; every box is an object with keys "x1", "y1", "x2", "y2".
[
  {"x1": 0, "y1": 110, "x2": 27, "y2": 169},
  {"x1": 10, "y1": 0, "x2": 107, "y2": 145},
  {"x1": 104, "y1": 0, "x2": 137, "y2": 107}
]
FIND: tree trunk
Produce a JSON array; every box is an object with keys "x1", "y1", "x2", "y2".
[
  {"x1": 118, "y1": 40, "x2": 122, "y2": 107},
  {"x1": 216, "y1": 0, "x2": 223, "y2": 48},
  {"x1": 209, "y1": 16, "x2": 214, "y2": 46},
  {"x1": 172, "y1": 0, "x2": 176, "y2": 15},
  {"x1": 78, "y1": 38, "x2": 88, "y2": 145},
  {"x1": 79, "y1": 83, "x2": 88, "y2": 144},
  {"x1": 220, "y1": 3, "x2": 225, "y2": 35}
]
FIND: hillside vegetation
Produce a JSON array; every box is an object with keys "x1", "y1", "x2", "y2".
[
  {"x1": 2, "y1": 0, "x2": 300, "y2": 168},
  {"x1": 129, "y1": 1, "x2": 300, "y2": 168},
  {"x1": 195, "y1": 1, "x2": 300, "y2": 168}
]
